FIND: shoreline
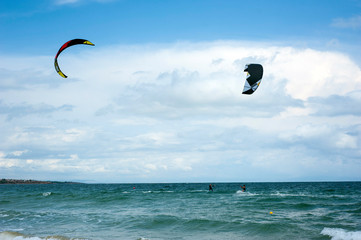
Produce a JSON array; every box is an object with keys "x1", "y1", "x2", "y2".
[{"x1": 0, "y1": 179, "x2": 81, "y2": 184}]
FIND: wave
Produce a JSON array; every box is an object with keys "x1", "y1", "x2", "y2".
[
  {"x1": 42, "y1": 192, "x2": 52, "y2": 197},
  {"x1": 141, "y1": 190, "x2": 175, "y2": 194},
  {"x1": 0, "y1": 231, "x2": 87, "y2": 240},
  {"x1": 270, "y1": 192, "x2": 308, "y2": 197},
  {"x1": 235, "y1": 190, "x2": 258, "y2": 196},
  {"x1": 189, "y1": 190, "x2": 208, "y2": 193},
  {"x1": 321, "y1": 228, "x2": 361, "y2": 240}
]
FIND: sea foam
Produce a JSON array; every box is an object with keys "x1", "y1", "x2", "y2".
[
  {"x1": 0, "y1": 231, "x2": 87, "y2": 240},
  {"x1": 42, "y1": 192, "x2": 51, "y2": 197},
  {"x1": 321, "y1": 227, "x2": 361, "y2": 240}
]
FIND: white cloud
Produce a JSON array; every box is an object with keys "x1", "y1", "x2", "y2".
[
  {"x1": 62, "y1": 129, "x2": 87, "y2": 142},
  {"x1": 5, "y1": 127, "x2": 90, "y2": 148},
  {"x1": 267, "y1": 48, "x2": 361, "y2": 100},
  {"x1": 172, "y1": 157, "x2": 192, "y2": 171},
  {"x1": 133, "y1": 132, "x2": 179, "y2": 146},
  {"x1": 332, "y1": 15, "x2": 361, "y2": 29},
  {"x1": 11, "y1": 150, "x2": 28, "y2": 157},
  {"x1": 335, "y1": 133, "x2": 358, "y2": 149},
  {"x1": 0, "y1": 41, "x2": 361, "y2": 182},
  {"x1": 0, "y1": 159, "x2": 19, "y2": 168}
]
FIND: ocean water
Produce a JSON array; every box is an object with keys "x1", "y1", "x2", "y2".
[{"x1": 0, "y1": 182, "x2": 360, "y2": 240}]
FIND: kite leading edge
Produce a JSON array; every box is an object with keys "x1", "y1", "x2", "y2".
[{"x1": 54, "y1": 39, "x2": 95, "y2": 78}]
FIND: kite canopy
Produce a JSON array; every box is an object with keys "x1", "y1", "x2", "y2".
[
  {"x1": 242, "y1": 64, "x2": 263, "y2": 95},
  {"x1": 54, "y1": 39, "x2": 95, "y2": 78}
]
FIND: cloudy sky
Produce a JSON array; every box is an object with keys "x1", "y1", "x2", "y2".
[{"x1": 1, "y1": 0, "x2": 360, "y2": 183}]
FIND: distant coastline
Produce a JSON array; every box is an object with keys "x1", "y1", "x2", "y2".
[{"x1": 0, "y1": 179, "x2": 81, "y2": 184}]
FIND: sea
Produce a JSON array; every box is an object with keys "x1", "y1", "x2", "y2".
[{"x1": 0, "y1": 182, "x2": 360, "y2": 240}]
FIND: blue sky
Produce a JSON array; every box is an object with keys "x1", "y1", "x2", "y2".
[
  {"x1": 1, "y1": 0, "x2": 361, "y2": 53},
  {"x1": 0, "y1": 0, "x2": 361, "y2": 183}
]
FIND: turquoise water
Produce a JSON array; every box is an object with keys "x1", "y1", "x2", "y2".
[{"x1": 1, "y1": 182, "x2": 360, "y2": 240}]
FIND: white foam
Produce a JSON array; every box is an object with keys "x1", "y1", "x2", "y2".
[
  {"x1": 321, "y1": 227, "x2": 361, "y2": 240},
  {"x1": 270, "y1": 192, "x2": 307, "y2": 197},
  {"x1": 235, "y1": 190, "x2": 257, "y2": 196},
  {"x1": 236, "y1": 190, "x2": 245, "y2": 194},
  {"x1": 0, "y1": 231, "x2": 87, "y2": 240},
  {"x1": 0, "y1": 231, "x2": 39, "y2": 240},
  {"x1": 42, "y1": 192, "x2": 51, "y2": 197}
]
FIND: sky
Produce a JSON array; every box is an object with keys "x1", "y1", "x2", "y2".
[{"x1": 0, "y1": 0, "x2": 361, "y2": 183}]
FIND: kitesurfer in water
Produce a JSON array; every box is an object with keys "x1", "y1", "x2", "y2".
[
  {"x1": 209, "y1": 184, "x2": 213, "y2": 192},
  {"x1": 241, "y1": 185, "x2": 246, "y2": 192}
]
